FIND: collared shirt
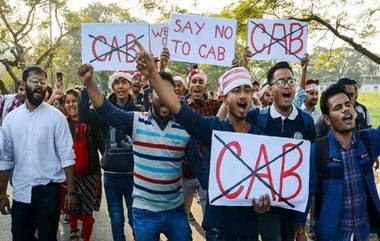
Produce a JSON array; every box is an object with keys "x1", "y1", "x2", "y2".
[
  {"x1": 301, "y1": 103, "x2": 322, "y2": 125},
  {"x1": 0, "y1": 103, "x2": 75, "y2": 203},
  {"x1": 270, "y1": 104, "x2": 298, "y2": 120},
  {"x1": 0, "y1": 94, "x2": 22, "y2": 125},
  {"x1": 187, "y1": 98, "x2": 222, "y2": 117},
  {"x1": 334, "y1": 135, "x2": 369, "y2": 241}
]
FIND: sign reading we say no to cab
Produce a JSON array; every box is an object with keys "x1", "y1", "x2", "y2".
[
  {"x1": 150, "y1": 23, "x2": 168, "y2": 57},
  {"x1": 209, "y1": 130, "x2": 311, "y2": 212},
  {"x1": 247, "y1": 19, "x2": 308, "y2": 62},
  {"x1": 167, "y1": 13, "x2": 237, "y2": 67},
  {"x1": 81, "y1": 23, "x2": 150, "y2": 71}
]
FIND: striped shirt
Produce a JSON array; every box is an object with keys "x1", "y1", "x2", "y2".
[
  {"x1": 96, "y1": 99, "x2": 190, "y2": 212},
  {"x1": 132, "y1": 113, "x2": 189, "y2": 211}
]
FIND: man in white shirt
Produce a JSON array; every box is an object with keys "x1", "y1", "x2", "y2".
[
  {"x1": 0, "y1": 65, "x2": 76, "y2": 241},
  {"x1": 302, "y1": 79, "x2": 322, "y2": 125}
]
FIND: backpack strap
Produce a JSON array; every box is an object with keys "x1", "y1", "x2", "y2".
[
  {"x1": 297, "y1": 107, "x2": 315, "y2": 140},
  {"x1": 358, "y1": 129, "x2": 371, "y2": 153},
  {"x1": 315, "y1": 136, "x2": 330, "y2": 175},
  {"x1": 256, "y1": 106, "x2": 270, "y2": 130},
  {"x1": 314, "y1": 135, "x2": 330, "y2": 220}
]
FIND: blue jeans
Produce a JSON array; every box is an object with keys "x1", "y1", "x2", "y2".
[
  {"x1": 133, "y1": 205, "x2": 192, "y2": 241},
  {"x1": 104, "y1": 174, "x2": 134, "y2": 241}
]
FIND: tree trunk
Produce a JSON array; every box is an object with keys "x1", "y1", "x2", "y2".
[{"x1": 0, "y1": 79, "x2": 10, "y2": 94}]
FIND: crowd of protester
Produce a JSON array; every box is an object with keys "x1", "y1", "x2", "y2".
[{"x1": 0, "y1": 43, "x2": 379, "y2": 241}]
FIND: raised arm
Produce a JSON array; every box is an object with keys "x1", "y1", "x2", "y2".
[
  {"x1": 135, "y1": 42, "x2": 182, "y2": 114},
  {"x1": 78, "y1": 88, "x2": 103, "y2": 128},
  {"x1": 77, "y1": 64, "x2": 105, "y2": 108},
  {"x1": 299, "y1": 54, "x2": 309, "y2": 90},
  {"x1": 77, "y1": 64, "x2": 134, "y2": 136}
]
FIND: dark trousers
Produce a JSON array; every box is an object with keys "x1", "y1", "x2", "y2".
[
  {"x1": 11, "y1": 182, "x2": 60, "y2": 241},
  {"x1": 206, "y1": 228, "x2": 258, "y2": 241}
]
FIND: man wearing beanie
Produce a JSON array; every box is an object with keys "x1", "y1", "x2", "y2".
[{"x1": 136, "y1": 42, "x2": 271, "y2": 240}]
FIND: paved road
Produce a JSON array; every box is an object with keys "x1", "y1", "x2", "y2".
[
  {"x1": 1, "y1": 181, "x2": 380, "y2": 241},
  {"x1": 0, "y1": 186, "x2": 205, "y2": 241}
]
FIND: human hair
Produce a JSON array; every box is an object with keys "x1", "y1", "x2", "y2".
[
  {"x1": 22, "y1": 65, "x2": 47, "y2": 82},
  {"x1": 266, "y1": 61, "x2": 293, "y2": 84},
  {"x1": 306, "y1": 79, "x2": 319, "y2": 86},
  {"x1": 64, "y1": 88, "x2": 79, "y2": 102},
  {"x1": 159, "y1": 71, "x2": 174, "y2": 87},
  {"x1": 337, "y1": 77, "x2": 358, "y2": 90},
  {"x1": 252, "y1": 80, "x2": 260, "y2": 86},
  {"x1": 320, "y1": 84, "x2": 351, "y2": 115}
]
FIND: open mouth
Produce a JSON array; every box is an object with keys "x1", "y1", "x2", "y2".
[
  {"x1": 342, "y1": 114, "x2": 353, "y2": 122},
  {"x1": 282, "y1": 92, "x2": 291, "y2": 98},
  {"x1": 237, "y1": 102, "x2": 248, "y2": 113}
]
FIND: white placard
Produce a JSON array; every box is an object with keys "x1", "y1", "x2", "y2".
[
  {"x1": 81, "y1": 23, "x2": 150, "y2": 71},
  {"x1": 247, "y1": 19, "x2": 308, "y2": 61},
  {"x1": 209, "y1": 130, "x2": 310, "y2": 212},
  {"x1": 167, "y1": 13, "x2": 237, "y2": 67},
  {"x1": 150, "y1": 23, "x2": 168, "y2": 57}
]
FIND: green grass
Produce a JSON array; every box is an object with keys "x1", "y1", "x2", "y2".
[{"x1": 357, "y1": 91, "x2": 380, "y2": 127}]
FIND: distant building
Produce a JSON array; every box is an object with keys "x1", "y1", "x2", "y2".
[
  {"x1": 319, "y1": 68, "x2": 380, "y2": 92},
  {"x1": 359, "y1": 68, "x2": 380, "y2": 91}
]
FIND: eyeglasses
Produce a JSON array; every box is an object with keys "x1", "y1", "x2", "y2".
[
  {"x1": 29, "y1": 78, "x2": 47, "y2": 85},
  {"x1": 272, "y1": 78, "x2": 296, "y2": 88}
]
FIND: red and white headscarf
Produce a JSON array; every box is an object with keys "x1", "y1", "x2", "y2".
[
  {"x1": 219, "y1": 67, "x2": 252, "y2": 95},
  {"x1": 305, "y1": 83, "x2": 319, "y2": 92},
  {"x1": 187, "y1": 69, "x2": 207, "y2": 84},
  {"x1": 108, "y1": 71, "x2": 133, "y2": 90},
  {"x1": 173, "y1": 75, "x2": 186, "y2": 85},
  {"x1": 258, "y1": 83, "x2": 271, "y2": 100}
]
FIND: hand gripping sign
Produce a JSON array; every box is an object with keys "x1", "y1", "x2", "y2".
[
  {"x1": 167, "y1": 13, "x2": 237, "y2": 67},
  {"x1": 209, "y1": 130, "x2": 311, "y2": 212},
  {"x1": 247, "y1": 19, "x2": 308, "y2": 62},
  {"x1": 81, "y1": 23, "x2": 150, "y2": 71}
]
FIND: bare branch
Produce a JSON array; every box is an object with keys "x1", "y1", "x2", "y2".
[
  {"x1": 54, "y1": 4, "x2": 63, "y2": 36},
  {"x1": 18, "y1": 10, "x2": 37, "y2": 42},
  {"x1": 0, "y1": 8, "x2": 16, "y2": 38},
  {"x1": 290, "y1": 15, "x2": 380, "y2": 64},
  {"x1": 1, "y1": 61, "x2": 19, "y2": 85},
  {"x1": 15, "y1": 1, "x2": 38, "y2": 36},
  {"x1": 35, "y1": 26, "x2": 79, "y2": 65},
  {"x1": 0, "y1": 79, "x2": 10, "y2": 95}
]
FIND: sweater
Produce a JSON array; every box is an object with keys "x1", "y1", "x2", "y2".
[
  {"x1": 175, "y1": 103, "x2": 263, "y2": 236},
  {"x1": 78, "y1": 89, "x2": 140, "y2": 175}
]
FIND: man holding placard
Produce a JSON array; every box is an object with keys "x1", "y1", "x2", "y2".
[
  {"x1": 135, "y1": 41, "x2": 271, "y2": 241},
  {"x1": 247, "y1": 61, "x2": 315, "y2": 241}
]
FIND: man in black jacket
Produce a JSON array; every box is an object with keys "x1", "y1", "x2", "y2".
[{"x1": 78, "y1": 71, "x2": 143, "y2": 241}]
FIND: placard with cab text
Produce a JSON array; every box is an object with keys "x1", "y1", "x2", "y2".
[
  {"x1": 168, "y1": 13, "x2": 237, "y2": 67},
  {"x1": 81, "y1": 23, "x2": 150, "y2": 71},
  {"x1": 247, "y1": 19, "x2": 308, "y2": 62},
  {"x1": 209, "y1": 130, "x2": 311, "y2": 212}
]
